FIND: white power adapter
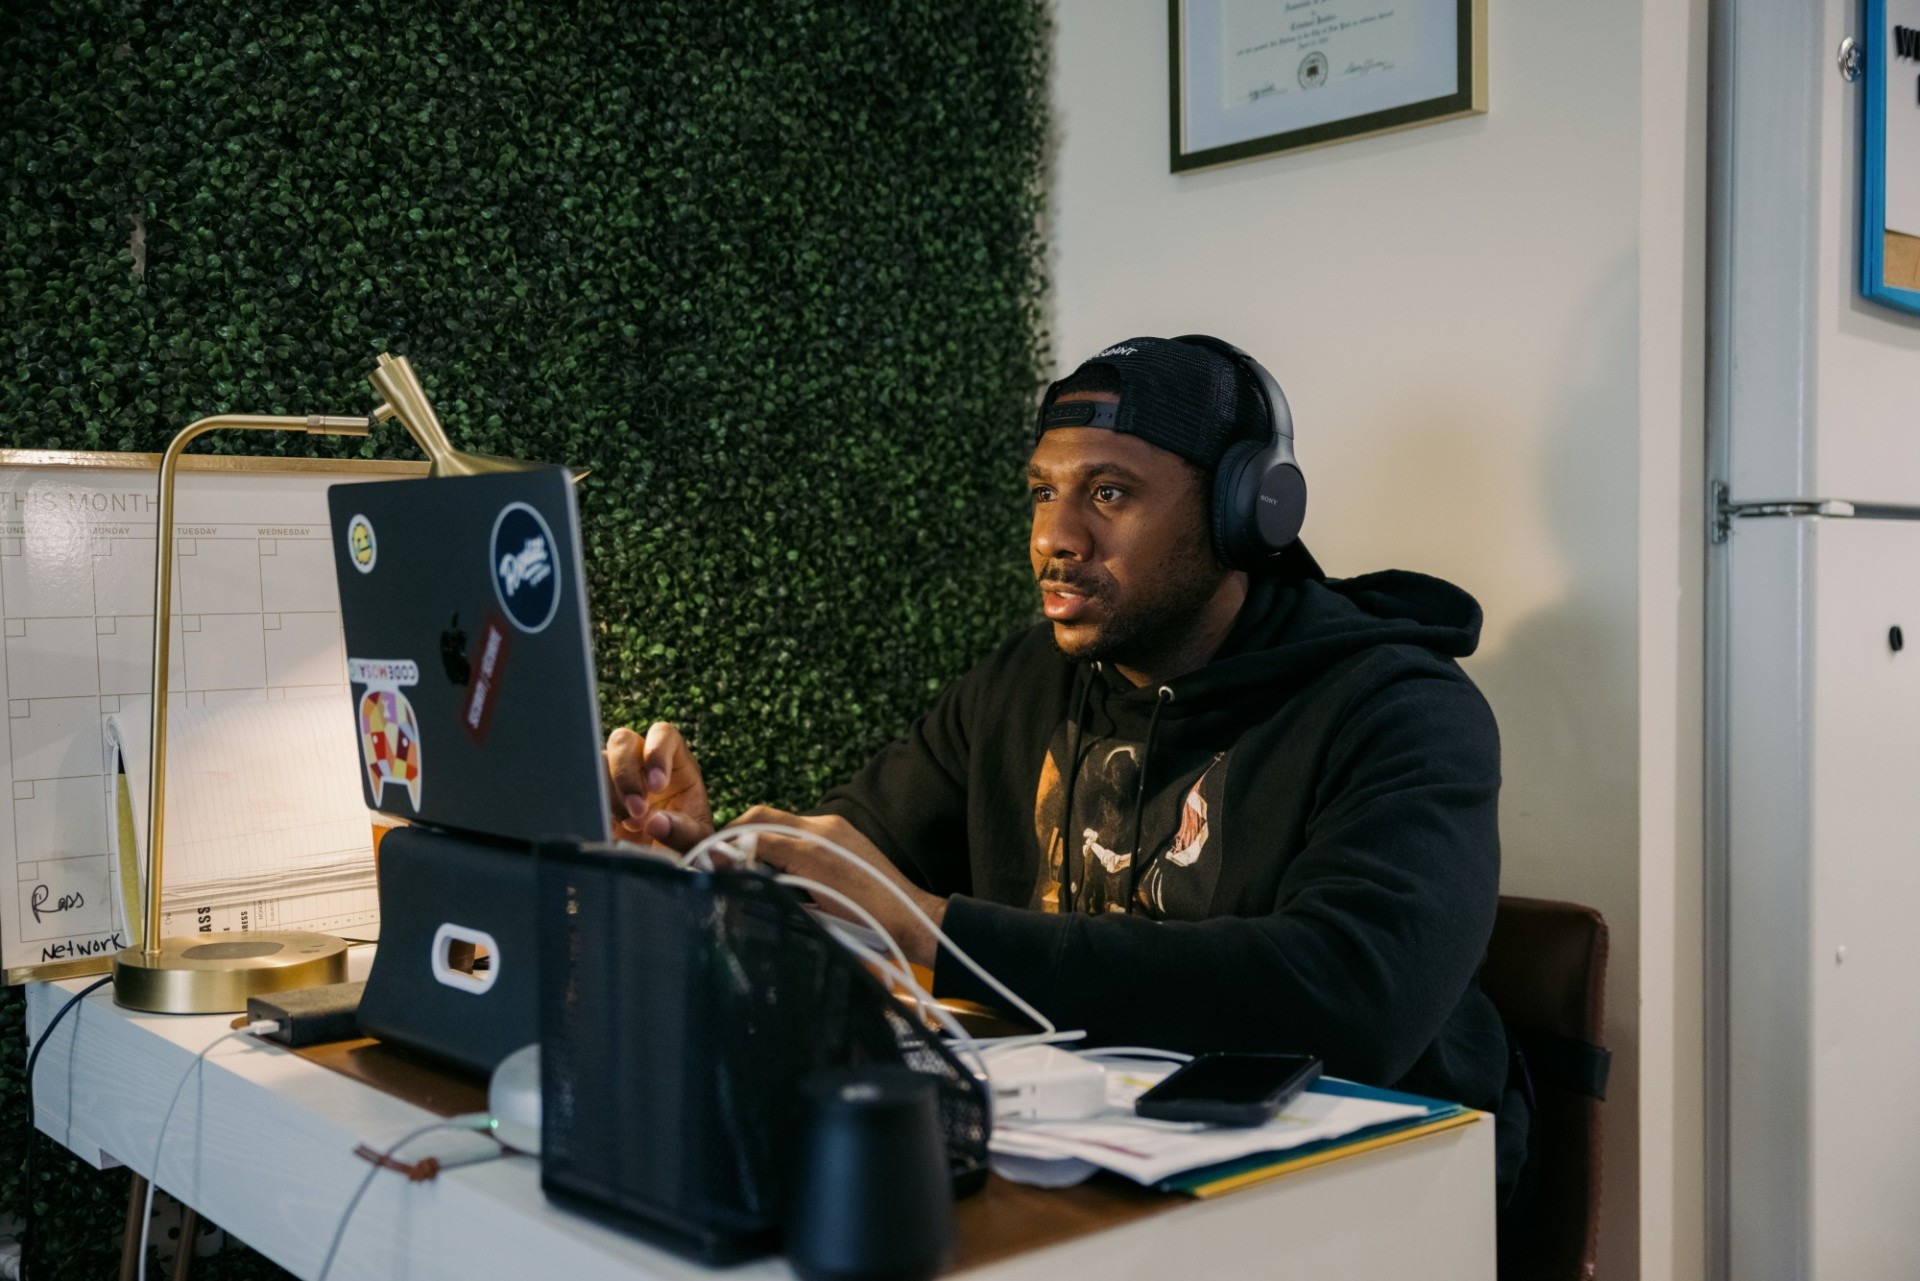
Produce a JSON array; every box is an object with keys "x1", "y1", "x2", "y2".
[{"x1": 982, "y1": 1045, "x2": 1107, "y2": 1122}]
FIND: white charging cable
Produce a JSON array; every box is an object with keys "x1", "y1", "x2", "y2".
[
  {"x1": 313, "y1": 1113, "x2": 498, "y2": 1281},
  {"x1": 685, "y1": 822, "x2": 1071, "y2": 1052},
  {"x1": 771, "y1": 876, "x2": 970, "y2": 1037},
  {"x1": 1074, "y1": 1046, "x2": 1194, "y2": 1064},
  {"x1": 136, "y1": 1020, "x2": 282, "y2": 1281}
]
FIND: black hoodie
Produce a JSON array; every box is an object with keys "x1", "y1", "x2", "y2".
[{"x1": 816, "y1": 568, "x2": 1519, "y2": 1186}]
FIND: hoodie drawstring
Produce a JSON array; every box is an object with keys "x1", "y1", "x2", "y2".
[
  {"x1": 1125, "y1": 685, "x2": 1174, "y2": 911},
  {"x1": 1058, "y1": 662, "x2": 1097, "y2": 912}
]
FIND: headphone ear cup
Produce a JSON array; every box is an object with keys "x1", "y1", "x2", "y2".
[
  {"x1": 1254, "y1": 461, "x2": 1307, "y2": 551},
  {"x1": 1210, "y1": 441, "x2": 1262, "y2": 569}
]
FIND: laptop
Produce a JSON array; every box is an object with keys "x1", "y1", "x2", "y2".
[
  {"x1": 326, "y1": 467, "x2": 611, "y2": 1071},
  {"x1": 326, "y1": 466, "x2": 611, "y2": 846}
]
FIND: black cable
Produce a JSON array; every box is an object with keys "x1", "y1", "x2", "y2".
[
  {"x1": 1124, "y1": 685, "x2": 1174, "y2": 912},
  {"x1": 20, "y1": 975, "x2": 114, "y2": 1281},
  {"x1": 1058, "y1": 662, "x2": 1094, "y2": 913}
]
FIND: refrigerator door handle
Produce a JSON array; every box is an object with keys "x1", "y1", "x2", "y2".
[{"x1": 1711, "y1": 482, "x2": 1920, "y2": 541}]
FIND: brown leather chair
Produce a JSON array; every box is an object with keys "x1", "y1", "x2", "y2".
[{"x1": 1479, "y1": 895, "x2": 1611, "y2": 1281}]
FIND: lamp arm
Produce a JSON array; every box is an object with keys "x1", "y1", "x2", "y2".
[
  {"x1": 141, "y1": 413, "x2": 371, "y2": 959},
  {"x1": 366, "y1": 355, "x2": 580, "y2": 479}
]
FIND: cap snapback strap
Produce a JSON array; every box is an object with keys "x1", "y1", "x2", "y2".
[{"x1": 1037, "y1": 400, "x2": 1122, "y2": 432}]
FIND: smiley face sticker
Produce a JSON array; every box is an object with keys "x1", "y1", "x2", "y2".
[{"x1": 347, "y1": 514, "x2": 377, "y2": 574}]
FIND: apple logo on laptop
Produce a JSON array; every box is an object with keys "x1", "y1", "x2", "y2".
[{"x1": 440, "y1": 614, "x2": 471, "y2": 686}]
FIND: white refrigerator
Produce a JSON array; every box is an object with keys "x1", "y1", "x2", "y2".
[{"x1": 1713, "y1": 2, "x2": 1920, "y2": 1278}]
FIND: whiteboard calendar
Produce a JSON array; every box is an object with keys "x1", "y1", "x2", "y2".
[{"x1": 0, "y1": 451, "x2": 421, "y2": 981}]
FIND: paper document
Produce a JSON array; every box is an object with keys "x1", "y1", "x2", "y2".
[
  {"x1": 989, "y1": 1061, "x2": 1428, "y2": 1186},
  {"x1": 106, "y1": 694, "x2": 379, "y2": 941},
  {"x1": 1221, "y1": 0, "x2": 1418, "y2": 109}
]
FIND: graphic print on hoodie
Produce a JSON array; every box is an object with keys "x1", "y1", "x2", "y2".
[{"x1": 1033, "y1": 734, "x2": 1229, "y2": 917}]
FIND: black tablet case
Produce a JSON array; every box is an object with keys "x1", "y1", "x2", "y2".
[{"x1": 356, "y1": 825, "x2": 537, "y2": 1074}]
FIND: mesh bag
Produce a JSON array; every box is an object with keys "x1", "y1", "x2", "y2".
[{"x1": 537, "y1": 841, "x2": 990, "y2": 1264}]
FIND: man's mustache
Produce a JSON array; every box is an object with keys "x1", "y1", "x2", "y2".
[{"x1": 1037, "y1": 565, "x2": 1109, "y2": 596}]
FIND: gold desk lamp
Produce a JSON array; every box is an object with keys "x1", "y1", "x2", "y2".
[{"x1": 113, "y1": 355, "x2": 555, "y2": 1013}]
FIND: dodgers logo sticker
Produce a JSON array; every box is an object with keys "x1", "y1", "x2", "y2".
[{"x1": 490, "y1": 501, "x2": 560, "y2": 633}]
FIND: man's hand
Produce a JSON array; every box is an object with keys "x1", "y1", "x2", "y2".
[
  {"x1": 605, "y1": 722, "x2": 715, "y2": 852},
  {"x1": 726, "y1": 807, "x2": 948, "y2": 969}
]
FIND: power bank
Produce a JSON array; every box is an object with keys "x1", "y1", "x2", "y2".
[{"x1": 246, "y1": 981, "x2": 367, "y2": 1047}]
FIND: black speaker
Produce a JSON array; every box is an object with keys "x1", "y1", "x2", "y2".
[{"x1": 786, "y1": 1066, "x2": 955, "y2": 1281}]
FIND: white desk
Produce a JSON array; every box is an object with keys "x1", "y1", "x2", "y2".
[{"x1": 28, "y1": 966, "x2": 1497, "y2": 1280}]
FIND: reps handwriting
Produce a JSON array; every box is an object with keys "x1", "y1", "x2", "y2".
[{"x1": 29, "y1": 884, "x2": 84, "y2": 923}]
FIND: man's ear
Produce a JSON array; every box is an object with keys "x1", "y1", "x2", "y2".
[{"x1": 1184, "y1": 458, "x2": 1228, "y2": 567}]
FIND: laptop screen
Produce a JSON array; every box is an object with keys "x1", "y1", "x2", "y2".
[{"x1": 326, "y1": 467, "x2": 611, "y2": 845}]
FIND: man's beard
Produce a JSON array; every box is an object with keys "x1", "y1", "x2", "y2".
[{"x1": 1043, "y1": 542, "x2": 1228, "y2": 672}]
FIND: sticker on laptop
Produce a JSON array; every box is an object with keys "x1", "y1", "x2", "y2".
[
  {"x1": 460, "y1": 612, "x2": 513, "y2": 744},
  {"x1": 348, "y1": 658, "x2": 421, "y2": 687},
  {"x1": 347, "y1": 514, "x2": 377, "y2": 574},
  {"x1": 348, "y1": 658, "x2": 422, "y2": 811},
  {"x1": 491, "y1": 501, "x2": 561, "y2": 633}
]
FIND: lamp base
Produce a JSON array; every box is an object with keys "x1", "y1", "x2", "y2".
[{"x1": 112, "y1": 931, "x2": 350, "y2": 1014}]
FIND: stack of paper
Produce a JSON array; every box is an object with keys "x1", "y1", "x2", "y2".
[
  {"x1": 1158, "y1": 1078, "x2": 1478, "y2": 1198},
  {"x1": 990, "y1": 1059, "x2": 1474, "y2": 1195},
  {"x1": 105, "y1": 694, "x2": 379, "y2": 941}
]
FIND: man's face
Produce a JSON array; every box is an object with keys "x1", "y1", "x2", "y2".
[{"x1": 1027, "y1": 416, "x2": 1227, "y2": 670}]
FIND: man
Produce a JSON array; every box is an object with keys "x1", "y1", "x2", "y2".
[{"x1": 606, "y1": 335, "x2": 1523, "y2": 1194}]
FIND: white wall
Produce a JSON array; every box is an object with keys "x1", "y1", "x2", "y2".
[
  {"x1": 1047, "y1": 4, "x2": 1705, "y2": 1277},
  {"x1": 1636, "y1": 4, "x2": 1707, "y2": 1278}
]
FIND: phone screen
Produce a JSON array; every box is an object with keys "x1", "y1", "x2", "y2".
[{"x1": 1145, "y1": 1053, "x2": 1320, "y2": 1104}]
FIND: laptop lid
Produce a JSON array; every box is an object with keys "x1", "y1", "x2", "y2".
[{"x1": 326, "y1": 467, "x2": 611, "y2": 845}]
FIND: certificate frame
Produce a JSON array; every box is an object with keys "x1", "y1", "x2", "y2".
[
  {"x1": 1169, "y1": 0, "x2": 1487, "y2": 173},
  {"x1": 1860, "y1": 0, "x2": 1920, "y2": 315}
]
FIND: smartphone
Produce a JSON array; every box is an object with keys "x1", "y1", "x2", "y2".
[{"x1": 1132, "y1": 1052, "x2": 1323, "y2": 1126}]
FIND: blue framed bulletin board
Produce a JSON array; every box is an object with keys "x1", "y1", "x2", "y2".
[{"x1": 1862, "y1": 0, "x2": 1920, "y2": 314}]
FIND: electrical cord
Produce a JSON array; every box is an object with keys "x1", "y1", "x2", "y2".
[
  {"x1": 687, "y1": 822, "x2": 1066, "y2": 1044},
  {"x1": 19, "y1": 975, "x2": 113, "y2": 1281},
  {"x1": 773, "y1": 877, "x2": 959, "y2": 1032},
  {"x1": 687, "y1": 825, "x2": 1220, "y2": 1128},
  {"x1": 1075, "y1": 1047, "x2": 1193, "y2": 1064},
  {"x1": 774, "y1": 874, "x2": 990, "y2": 1080},
  {"x1": 137, "y1": 1021, "x2": 283, "y2": 1281},
  {"x1": 690, "y1": 820, "x2": 1115, "y2": 1119},
  {"x1": 313, "y1": 1116, "x2": 497, "y2": 1281},
  {"x1": 770, "y1": 870, "x2": 1192, "y2": 1133},
  {"x1": 27, "y1": 989, "x2": 501, "y2": 1281}
]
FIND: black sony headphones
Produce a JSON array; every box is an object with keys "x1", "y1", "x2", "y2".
[{"x1": 1172, "y1": 333, "x2": 1307, "y2": 571}]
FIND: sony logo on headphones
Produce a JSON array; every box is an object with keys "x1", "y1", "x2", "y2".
[
  {"x1": 1094, "y1": 345, "x2": 1138, "y2": 358},
  {"x1": 1258, "y1": 495, "x2": 1278, "y2": 505}
]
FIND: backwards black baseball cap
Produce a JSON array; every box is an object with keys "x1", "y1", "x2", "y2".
[
  {"x1": 1035, "y1": 336, "x2": 1265, "y2": 471},
  {"x1": 1035, "y1": 335, "x2": 1323, "y2": 580}
]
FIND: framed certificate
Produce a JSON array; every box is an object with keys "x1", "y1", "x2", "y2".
[
  {"x1": 1861, "y1": 0, "x2": 1920, "y2": 315},
  {"x1": 1169, "y1": 0, "x2": 1487, "y2": 172}
]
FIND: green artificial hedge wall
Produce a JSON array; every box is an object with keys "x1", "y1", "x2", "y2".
[{"x1": 0, "y1": 0, "x2": 1049, "y2": 1274}]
